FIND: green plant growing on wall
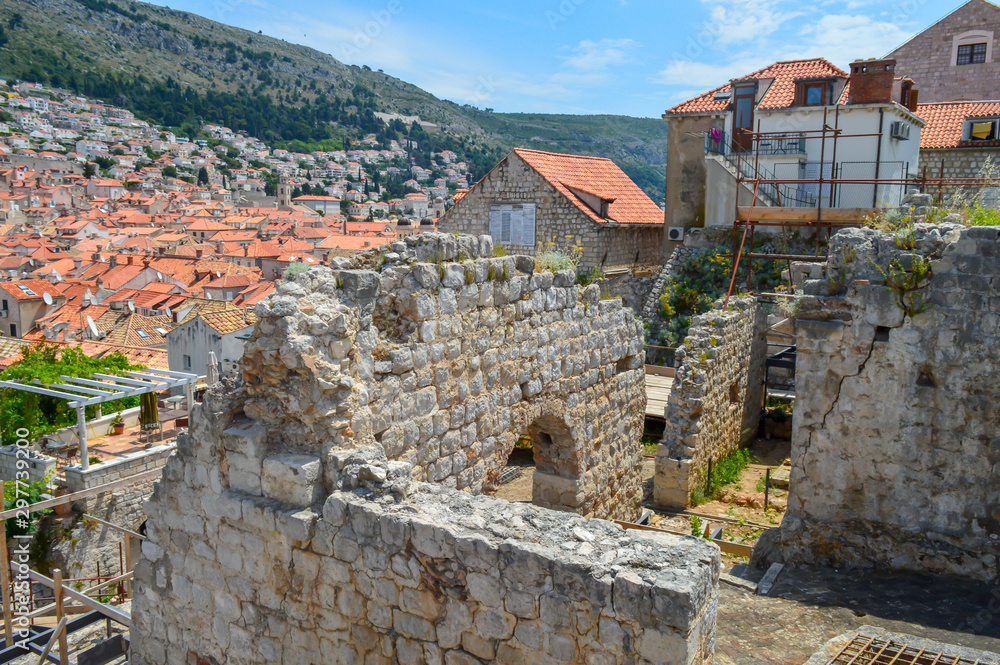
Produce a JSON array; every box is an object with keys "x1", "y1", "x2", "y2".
[
  {"x1": 872, "y1": 255, "x2": 934, "y2": 317},
  {"x1": 690, "y1": 515, "x2": 703, "y2": 538},
  {"x1": 3, "y1": 471, "x2": 54, "y2": 536},
  {"x1": 464, "y1": 267, "x2": 476, "y2": 285}
]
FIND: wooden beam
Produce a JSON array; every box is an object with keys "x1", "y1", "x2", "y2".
[
  {"x1": 14, "y1": 565, "x2": 130, "y2": 627},
  {"x1": 81, "y1": 514, "x2": 146, "y2": 541},
  {"x1": 736, "y1": 206, "x2": 872, "y2": 223},
  {"x1": 0, "y1": 469, "x2": 163, "y2": 520},
  {"x1": 615, "y1": 520, "x2": 754, "y2": 557},
  {"x1": 0, "y1": 514, "x2": 12, "y2": 648},
  {"x1": 34, "y1": 616, "x2": 66, "y2": 665},
  {"x1": 53, "y1": 569, "x2": 67, "y2": 665}
]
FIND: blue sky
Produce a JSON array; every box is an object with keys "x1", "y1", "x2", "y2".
[{"x1": 150, "y1": 0, "x2": 957, "y2": 118}]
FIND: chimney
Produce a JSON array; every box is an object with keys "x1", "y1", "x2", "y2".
[
  {"x1": 196, "y1": 248, "x2": 204, "y2": 259},
  {"x1": 109, "y1": 255, "x2": 117, "y2": 268},
  {"x1": 849, "y1": 58, "x2": 896, "y2": 105},
  {"x1": 73, "y1": 257, "x2": 82, "y2": 272}
]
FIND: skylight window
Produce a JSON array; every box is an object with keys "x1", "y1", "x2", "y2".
[
  {"x1": 136, "y1": 329, "x2": 149, "y2": 339},
  {"x1": 714, "y1": 90, "x2": 732, "y2": 101},
  {"x1": 155, "y1": 327, "x2": 168, "y2": 335},
  {"x1": 16, "y1": 284, "x2": 37, "y2": 297}
]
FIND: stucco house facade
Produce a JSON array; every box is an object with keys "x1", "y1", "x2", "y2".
[{"x1": 663, "y1": 58, "x2": 925, "y2": 231}]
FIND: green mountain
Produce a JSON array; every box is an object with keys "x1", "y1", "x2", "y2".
[{"x1": 0, "y1": 0, "x2": 668, "y2": 203}]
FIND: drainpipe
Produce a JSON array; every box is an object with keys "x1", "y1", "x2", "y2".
[{"x1": 873, "y1": 108, "x2": 884, "y2": 208}]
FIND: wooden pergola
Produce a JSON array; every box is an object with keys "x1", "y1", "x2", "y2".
[{"x1": 0, "y1": 368, "x2": 197, "y2": 471}]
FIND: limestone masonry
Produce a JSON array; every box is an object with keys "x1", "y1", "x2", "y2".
[
  {"x1": 654, "y1": 298, "x2": 767, "y2": 510},
  {"x1": 130, "y1": 233, "x2": 721, "y2": 664},
  {"x1": 756, "y1": 224, "x2": 1000, "y2": 581}
]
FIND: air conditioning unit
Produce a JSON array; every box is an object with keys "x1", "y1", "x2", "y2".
[
  {"x1": 667, "y1": 226, "x2": 685, "y2": 242},
  {"x1": 890, "y1": 121, "x2": 911, "y2": 140}
]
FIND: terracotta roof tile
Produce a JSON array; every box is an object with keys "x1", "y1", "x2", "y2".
[
  {"x1": 916, "y1": 101, "x2": 1000, "y2": 149},
  {"x1": 666, "y1": 58, "x2": 849, "y2": 116},
  {"x1": 510, "y1": 149, "x2": 663, "y2": 226}
]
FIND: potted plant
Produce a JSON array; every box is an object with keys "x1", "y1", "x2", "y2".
[{"x1": 109, "y1": 413, "x2": 125, "y2": 436}]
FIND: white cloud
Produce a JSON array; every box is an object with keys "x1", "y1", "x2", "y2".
[
  {"x1": 561, "y1": 38, "x2": 639, "y2": 71},
  {"x1": 800, "y1": 13, "x2": 912, "y2": 57}
]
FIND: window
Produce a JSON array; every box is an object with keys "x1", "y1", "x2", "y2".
[
  {"x1": 1, "y1": 300, "x2": 6, "y2": 311},
  {"x1": 9, "y1": 324, "x2": 15, "y2": 337},
  {"x1": 797, "y1": 81, "x2": 836, "y2": 107},
  {"x1": 489, "y1": 204, "x2": 536, "y2": 247},
  {"x1": 136, "y1": 329, "x2": 149, "y2": 339},
  {"x1": 967, "y1": 119, "x2": 998, "y2": 141},
  {"x1": 183, "y1": 354, "x2": 192, "y2": 370},
  {"x1": 957, "y1": 42, "x2": 988, "y2": 65},
  {"x1": 733, "y1": 85, "x2": 756, "y2": 130}
]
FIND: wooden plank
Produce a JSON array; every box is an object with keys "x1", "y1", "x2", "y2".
[
  {"x1": 53, "y1": 570, "x2": 67, "y2": 665},
  {"x1": 737, "y1": 207, "x2": 872, "y2": 223},
  {"x1": 614, "y1": 520, "x2": 754, "y2": 557},
  {"x1": 0, "y1": 469, "x2": 163, "y2": 520},
  {"x1": 34, "y1": 616, "x2": 66, "y2": 665},
  {"x1": 0, "y1": 514, "x2": 11, "y2": 648},
  {"x1": 13, "y1": 566, "x2": 131, "y2": 627},
  {"x1": 81, "y1": 514, "x2": 146, "y2": 541},
  {"x1": 645, "y1": 365, "x2": 675, "y2": 378},
  {"x1": 645, "y1": 373, "x2": 673, "y2": 419}
]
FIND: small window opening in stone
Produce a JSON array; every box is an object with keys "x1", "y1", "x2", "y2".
[
  {"x1": 875, "y1": 326, "x2": 891, "y2": 342},
  {"x1": 917, "y1": 368, "x2": 937, "y2": 388},
  {"x1": 729, "y1": 383, "x2": 740, "y2": 404},
  {"x1": 488, "y1": 433, "x2": 535, "y2": 504}
]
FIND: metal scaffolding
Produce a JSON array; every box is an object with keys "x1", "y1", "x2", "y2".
[{"x1": 721, "y1": 108, "x2": 1000, "y2": 306}]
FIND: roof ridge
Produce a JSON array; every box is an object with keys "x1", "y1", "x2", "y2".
[{"x1": 513, "y1": 148, "x2": 614, "y2": 163}]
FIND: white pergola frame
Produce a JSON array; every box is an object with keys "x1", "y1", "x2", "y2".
[{"x1": 0, "y1": 368, "x2": 198, "y2": 471}]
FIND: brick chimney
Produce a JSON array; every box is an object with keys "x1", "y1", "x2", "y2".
[{"x1": 849, "y1": 58, "x2": 896, "y2": 105}]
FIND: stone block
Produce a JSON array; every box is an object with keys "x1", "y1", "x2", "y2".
[{"x1": 261, "y1": 454, "x2": 322, "y2": 507}]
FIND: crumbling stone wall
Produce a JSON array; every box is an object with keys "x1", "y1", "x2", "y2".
[
  {"x1": 757, "y1": 224, "x2": 1000, "y2": 581},
  {"x1": 132, "y1": 440, "x2": 719, "y2": 665},
  {"x1": 43, "y1": 446, "x2": 172, "y2": 580},
  {"x1": 129, "y1": 235, "x2": 721, "y2": 664},
  {"x1": 237, "y1": 233, "x2": 646, "y2": 521},
  {"x1": 654, "y1": 297, "x2": 767, "y2": 509}
]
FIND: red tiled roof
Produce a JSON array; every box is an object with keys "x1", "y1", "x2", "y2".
[
  {"x1": 511, "y1": 149, "x2": 663, "y2": 226},
  {"x1": 665, "y1": 58, "x2": 849, "y2": 116},
  {"x1": 916, "y1": 101, "x2": 1000, "y2": 149}
]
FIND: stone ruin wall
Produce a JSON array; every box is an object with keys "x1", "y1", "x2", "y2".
[
  {"x1": 757, "y1": 224, "x2": 1000, "y2": 581},
  {"x1": 129, "y1": 234, "x2": 722, "y2": 664},
  {"x1": 236, "y1": 233, "x2": 646, "y2": 521},
  {"x1": 44, "y1": 445, "x2": 172, "y2": 583},
  {"x1": 654, "y1": 297, "x2": 767, "y2": 510}
]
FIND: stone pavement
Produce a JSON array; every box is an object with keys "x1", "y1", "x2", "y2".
[{"x1": 715, "y1": 565, "x2": 1000, "y2": 665}]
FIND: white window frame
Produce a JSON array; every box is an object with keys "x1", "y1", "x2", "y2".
[
  {"x1": 489, "y1": 203, "x2": 536, "y2": 248},
  {"x1": 952, "y1": 30, "x2": 994, "y2": 66},
  {"x1": 963, "y1": 118, "x2": 1000, "y2": 141}
]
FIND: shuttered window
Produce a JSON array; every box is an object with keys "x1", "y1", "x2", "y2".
[{"x1": 489, "y1": 204, "x2": 536, "y2": 247}]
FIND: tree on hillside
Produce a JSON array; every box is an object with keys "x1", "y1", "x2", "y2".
[
  {"x1": 83, "y1": 162, "x2": 96, "y2": 178},
  {"x1": 197, "y1": 166, "x2": 209, "y2": 186}
]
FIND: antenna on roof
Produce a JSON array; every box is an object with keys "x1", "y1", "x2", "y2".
[
  {"x1": 128, "y1": 301, "x2": 135, "y2": 313},
  {"x1": 205, "y1": 292, "x2": 213, "y2": 299},
  {"x1": 164, "y1": 306, "x2": 172, "y2": 320},
  {"x1": 156, "y1": 271, "x2": 163, "y2": 280},
  {"x1": 42, "y1": 292, "x2": 53, "y2": 306},
  {"x1": 86, "y1": 315, "x2": 98, "y2": 338}
]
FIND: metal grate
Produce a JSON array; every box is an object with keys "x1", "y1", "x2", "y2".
[{"x1": 830, "y1": 635, "x2": 994, "y2": 665}]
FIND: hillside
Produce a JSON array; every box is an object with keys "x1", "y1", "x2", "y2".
[{"x1": 0, "y1": 0, "x2": 668, "y2": 203}]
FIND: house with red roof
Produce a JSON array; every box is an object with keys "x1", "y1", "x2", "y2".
[
  {"x1": 0, "y1": 280, "x2": 67, "y2": 338},
  {"x1": 439, "y1": 148, "x2": 665, "y2": 272},
  {"x1": 915, "y1": 100, "x2": 1000, "y2": 203},
  {"x1": 662, "y1": 57, "x2": 926, "y2": 232}
]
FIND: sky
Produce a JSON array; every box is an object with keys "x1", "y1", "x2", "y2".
[{"x1": 148, "y1": 0, "x2": 959, "y2": 118}]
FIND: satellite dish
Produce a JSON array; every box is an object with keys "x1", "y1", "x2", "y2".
[
  {"x1": 156, "y1": 272, "x2": 163, "y2": 280},
  {"x1": 205, "y1": 293, "x2": 213, "y2": 299},
  {"x1": 42, "y1": 292, "x2": 53, "y2": 306},
  {"x1": 128, "y1": 301, "x2": 135, "y2": 313},
  {"x1": 86, "y1": 315, "x2": 98, "y2": 338},
  {"x1": 164, "y1": 306, "x2": 172, "y2": 319},
  {"x1": 216, "y1": 271, "x2": 222, "y2": 278}
]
